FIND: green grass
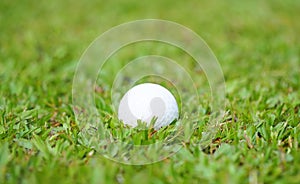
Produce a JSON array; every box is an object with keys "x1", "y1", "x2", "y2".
[{"x1": 1, "y1": 0, "x2": 300, "y2": 183}]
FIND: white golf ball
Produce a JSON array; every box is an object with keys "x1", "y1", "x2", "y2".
[{"x1": 118, "y1": 83, "x2": 179, "y2": 129}]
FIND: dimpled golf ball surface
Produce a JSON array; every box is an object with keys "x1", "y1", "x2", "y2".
[{"x1": 118, "y1": 83, "x2": 179, "y2": 129}]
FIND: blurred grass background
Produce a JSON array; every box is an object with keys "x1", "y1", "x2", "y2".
[{"x1": 0, "y1": 0, "x2": 300, "y2": 183}]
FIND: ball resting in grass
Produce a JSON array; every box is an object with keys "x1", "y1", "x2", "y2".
[{"x1": 118, "y1": 83, "x2": 179, "y2": 130}]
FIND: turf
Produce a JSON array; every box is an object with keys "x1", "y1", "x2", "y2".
[{"x1": 0, "y1": 0, "x2": 300, "y2": 183}]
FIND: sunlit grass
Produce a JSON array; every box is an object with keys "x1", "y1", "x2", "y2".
[{"x1": 0, "y1": 0, "x2": 300, "y2": 183}]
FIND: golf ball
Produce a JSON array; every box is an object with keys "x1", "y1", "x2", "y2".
[{"x1": 118, "y1": 83, "x2": 179, "y2": 129}]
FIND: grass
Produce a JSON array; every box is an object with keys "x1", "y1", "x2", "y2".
[{"x1": 0, "y1": 0, "x2": 300, "y2": 183}]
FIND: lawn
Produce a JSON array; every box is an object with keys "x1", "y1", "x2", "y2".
[{"x1": 0, "y1": 0, "x2": 300, "y2": 183}]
